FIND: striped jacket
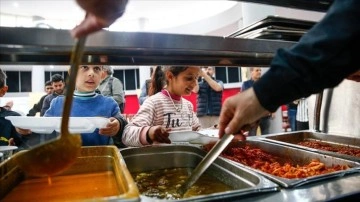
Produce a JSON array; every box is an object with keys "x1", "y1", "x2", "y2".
[{"x1": 122, "y1": 91, "x2": 201, "y2": 147}]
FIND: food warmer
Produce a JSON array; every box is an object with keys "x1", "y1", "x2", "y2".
[{"x1": 2, "y1": 0, "x2": 360, "y2": 201}]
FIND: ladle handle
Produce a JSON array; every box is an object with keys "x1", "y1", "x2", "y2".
[
  {"x1": 178, "y1": 133, "x2": 234, "y2": 196},
  {"x1": 61, "y1": 36, "x2": 87, "y2": 133}
]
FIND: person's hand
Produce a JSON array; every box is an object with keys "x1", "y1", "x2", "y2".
[
  {"x1": 5, "y1": 101, "x2": 13, "y2": 109},
  {"x1": 99, "y1": 117, "x2": 120, "y2": 136},
  {"x1": 199, "y1": 69, "x2": 207, "y2": 78},
  {"x1": 15, "y1": 127, "x2": 31, "y2": 135},
  {"x1": 8, "y1": 138, "x2": 15, "y2": 146},
  {"x1": 71, "y1": 0, "x2": 128, "y2": 38},
  {"x1": 148, "y1": 126, "x2": 171, "y2": 144},
  {"x1": 218, "y1": 88, "x2": 270, "y2": 140},
  {"x1": 346, "y1": 70, "x2": 360, "y2": 82}
]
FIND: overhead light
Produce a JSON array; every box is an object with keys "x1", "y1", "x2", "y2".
[{"x1": 12, "y1": 2, "x2": 19, "y2": 8}]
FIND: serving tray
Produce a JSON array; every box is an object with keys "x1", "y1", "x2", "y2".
[
  {"x1": 6, "y1": 116, "x2": 109, "y2": 134},
  {"x1": 205, "y1": 140, "x2": 360, "y2": 188},
  {"x1": 0, "y1": 146, "x2": 140, "y2": 201},
  {"x1": 260, "y1": 131, "x2": 360, "y2": 162},
  {"x1": 120, "y1": 145, "x2": 279, "y2": 201}
]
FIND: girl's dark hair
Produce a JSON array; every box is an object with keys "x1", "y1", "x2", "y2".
[
  {"x1": 148, "y1": 66, "x2": 191, "y2": 96},
  {"x1": 149, "y1": 66, "x2": 165, "y2": 96}
]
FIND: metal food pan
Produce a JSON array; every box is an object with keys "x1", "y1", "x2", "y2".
[
  {"x1": 228, "y1": 15, "x2": 315, "y2": 38},
  {"x1": 260, "y1": 131, "x2": 360, "y2": 162},
  {"x1": 237, "y1": 28, "x2": 306, "y2": 42},
  {"x1": 120, "y1": 145, "x2": 279, "y2": 202},
  {"x1": 217, "y1": 140, "x2": 360, "y2": 188},
  {"x1": 0, "y1": 146, "x2": 140, "y2": 201}
]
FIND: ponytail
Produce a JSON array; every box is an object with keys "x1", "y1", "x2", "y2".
[{"x1": 149, "y1": 66, "x2": 165, "y2": 96}]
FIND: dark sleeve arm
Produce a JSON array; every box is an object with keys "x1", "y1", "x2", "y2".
[
  {"x1": 253, "y1": 0, "x2": 360, "y2": 112},
  {"x1": 27, "y1": 96, "x2": 45, "y2": 116},
  {"x1": 112, "y1": 113, "x2": 128, "y2": 148},
  {"x1": 40, "y1": 96, "x2": 50, "y2": 116}
]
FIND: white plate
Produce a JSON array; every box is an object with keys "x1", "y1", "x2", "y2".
[
  {"x1": 168, "y1": 131, "x2": 201, "y2": 142},
  {"x1": 198, "y1": 129, "x2": 219, "y2": 137},
  {"x1": 168, "y1": 131, "x2": 218, "y2": 145},
  {"x1": 54, "y1": 117, "x2": 109, "y2": 133},
  {"x1": 5, "y1": 116, "x2": 109, "y2": 133},
  {"x1": 0, "y1": 146, "x2": 18, "y2": 161},
  {"x1": 6, "y1": 116, "x2": 58, "y2": 133},
  {"x1": 0, "y1": 146, "x2": 18, "y2": 152}
]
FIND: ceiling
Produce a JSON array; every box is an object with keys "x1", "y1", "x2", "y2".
[{"x1": 0, "y1": 0, "x2": 238, "y2": 31}]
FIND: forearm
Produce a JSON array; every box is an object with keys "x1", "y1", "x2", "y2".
[{"x1": 202, "y1": 74, "x2": 222, "y2": 92}]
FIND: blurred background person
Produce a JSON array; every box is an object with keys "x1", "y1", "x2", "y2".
[
  {"x1": 41, "y1": 74, "x2": 65, "y2": 116},
  {"x1": 138, "y1": 66, "x2": 154, "y2": 105},
  {"x1": 27, "y1": 80, "x2": 53, "y2": 116},
  {"x1": 296, "y1": 98, "x2": 309, "y2": 130},
  {"x1": 98, "y1": 65, "x2": 126, "y2": 113},
  {"x1": 286, "y1": 100, "x2": 298, "y2": 131},
  {"x1": 194, "y1": 66, "x2": 223, "y2": 128},
  {"x1": 0, "y1": 68, "x2": 30, "y2": 148},
  {"x1": 241, "y1": 67, "x2": 274, "y2": 136}
]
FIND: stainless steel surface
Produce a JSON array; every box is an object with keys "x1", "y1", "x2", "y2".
[
  {"x1": 0, "y1": 27, "x2": 296, "y2": 66},
  {"x1": 239, "y1": 173, "x2": 360, "y2": 202},
  {"x1": 120, "y1": 145, "x2": 279, "y2": 201},
  {"x1": 0, "y1": 146, "x2": 140, "y2": 201},
  {"x1": 235, "y1": 0, "x2": 332, "y2": 12},
  {"x1": 228, "y1": 16, "x2": 315, "y2": 40},
  {"x1": 220, "y1": 140, "x2": 360, "y2": 188},
  {"x1": 314, "y1": 91, "x2": 324, "y2": 132},
  {"x1": 177, "y1": 134, "x2": 234, "y2": 196},
  {"x1": 261, "y1": 131, "x2": 360, "y2": 162}
]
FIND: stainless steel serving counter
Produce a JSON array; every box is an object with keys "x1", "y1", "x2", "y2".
[
  {"x1": 0, "y1": 27, "x2": 295, "y2": 66},
  {"x1": 223, "y1": 135, "x2": 360, "y2": 201},
  {"x1": 238, "y1": 173, "x2": 360, "y2": 202}
]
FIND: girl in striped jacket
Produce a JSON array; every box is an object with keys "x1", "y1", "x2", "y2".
[{"x1": 122, "y1": 66, "x2": 201, "y2": 147}]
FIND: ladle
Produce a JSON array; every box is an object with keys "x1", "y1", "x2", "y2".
[
  {"x1": 177, "y1": 133, "x2": 234, "y2": 197},
  {"x1": 15, "y1": 36, "x2": 86, "y2": 177}
]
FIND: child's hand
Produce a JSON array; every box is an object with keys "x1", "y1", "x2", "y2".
[
  {"x1": 8, "y1": 138, "x2": 15, "y2": 146},
  {"x1": 149, "y1": 126, "x2": 171, "y2": 144},
  {"x1": 15, "y1": 127, "x2": 31, "y2": 135},
  {"x1": 99, "y1": 117, "x2": 120, "y2": 136}
]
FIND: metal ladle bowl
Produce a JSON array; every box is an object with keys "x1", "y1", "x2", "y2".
[{"x1": 14, "y1": 37, "x2": 86, "y2": 177}]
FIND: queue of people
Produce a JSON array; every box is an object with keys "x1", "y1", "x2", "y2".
[
  {"x1": 1, "y1": 66, "x2": 128, "y2": 149},
  {"x1": 27, "y1": 80, "x2": 53, "y2": 116},
  {"x1": 70, "y1": 0, "x2": 360, "y2": 142},
  {"x1": 1, "y1": 0, "x2": 360, "y2": 150}
]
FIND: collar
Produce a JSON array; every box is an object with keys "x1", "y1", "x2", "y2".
[
  {"x1": 161, "y1": 89, "x2": 182, "y2": 101},
  {"x1": 74, "y1": 90, "x2": 97, "y2": 99}
]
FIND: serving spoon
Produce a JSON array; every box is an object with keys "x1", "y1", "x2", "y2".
[
  {"x1": 15, "y1": 36, "x2": 86, "y2": 177},
  {"x1": 176, "y1": 133, "x2": 234, "y2": 197}
]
